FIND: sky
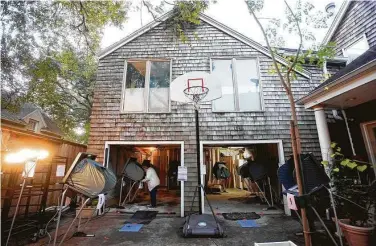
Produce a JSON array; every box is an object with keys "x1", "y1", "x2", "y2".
[{"x1": 101, "y1": 0, "x2": 345, "y2": 50}]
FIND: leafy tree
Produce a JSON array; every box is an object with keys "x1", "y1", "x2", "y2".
[
  {"x1": 245, "y1": 1, "x2": 336, "y2": 245},
  {"x1": 1, "y1": 0, "x2": 214, "y2": 143},
  {"x1": 27, "y1": 50, "x2": 96, "y2": 143},
  {"x1": 1, "y1": 0, "x2": 128, "y2": 142}
]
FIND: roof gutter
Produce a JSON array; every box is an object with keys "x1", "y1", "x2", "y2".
[{"x1": 297, "y1": 59, "x2": 376, "y2": 105}]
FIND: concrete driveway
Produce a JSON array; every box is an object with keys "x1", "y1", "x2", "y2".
[{"x1": 31, "y1": 211, "x2": 311, "y2": 246}]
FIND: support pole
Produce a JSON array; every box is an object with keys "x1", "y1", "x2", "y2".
[
  {"x1": 53, "y1": 187, "x2": 68, "y2": 246},
  {"x1": 290, "y1": 121, "x2": 311, "y2": 246},
  {"x1": 6, "y1": 178, "x2": 26, "y2": 246},
  {"x1": 314, "y1": 106, "x2": 332, "y2": 169},
  {"x1": 195, "y1": 108, "x2": 203, "y2": 214},
  {"x1": 58, "y1": 197, "x2": 90, "y2": 246}
]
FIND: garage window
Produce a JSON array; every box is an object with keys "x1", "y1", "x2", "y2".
[
  {"x1": 211, "y1": 58, "x2": 262, "y2": 112},
  {"x1": 122, "y1": 60, "x2": 171, "y2": 113}
]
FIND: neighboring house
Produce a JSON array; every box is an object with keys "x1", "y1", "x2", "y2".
[
  {"x1": 298, "y1": 0, "x2": 376, "y2": 176},
  {"x1": 1, "y1": 103, "x2": 87, "y2": 219},
  {"x1": 88, "y1": 11, "x2": 344, "y2": 216}
]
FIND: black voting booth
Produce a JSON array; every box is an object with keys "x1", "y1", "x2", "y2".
[
  {"x1": 278, "y1": 153, "x2": 343, "y2": 246},
  {"x1": 239, "y1": 159, "x2": 276, "y2": 208},
  {"x1": 119, "y1": 158, "x2": 145, "y2": 206},
  {"x1": 53, "y1": 153, "x2": 116, "y2": 246}
]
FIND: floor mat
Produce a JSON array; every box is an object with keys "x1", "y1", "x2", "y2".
[
  {"x1": 119, "y1": 224, "x2": 143, "y2": 232},
  {"x1": 124, "y1": 210, "x2": 159, "y2": 224},
  {"x1": 237, "y1": 220, "x2": 259, "y2": 228},
  {"x1": 222, "y1": 212, "x2": 261, "y2": 220}
]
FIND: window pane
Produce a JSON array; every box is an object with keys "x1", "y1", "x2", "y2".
[
  {"x1": 149, "y1": 61, "x2": 170, "y2": 112},
  {"x1": 236, "y1": 59, "x2": 261, "y2": 111},
  {"x1": 212, "y1": 59, "x2": 235, "y2": 111},
  {"x1": 124, "y1": 61, "x2": 146, "y2": 112}
]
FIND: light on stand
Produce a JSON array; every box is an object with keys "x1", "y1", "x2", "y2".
[{"x1": 5, "y1": 148, "x2": 49, "y2": 246}]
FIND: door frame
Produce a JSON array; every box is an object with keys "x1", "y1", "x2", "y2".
[
  {"x1": 361, "y1": 121, "x2": 376, "y2": 176},
  {"x1": 200, "y1": 140, "x2": 288, "y2": 214},
  {"x1": 104, "y1": 141, "x2": 185, "y2": 217}
]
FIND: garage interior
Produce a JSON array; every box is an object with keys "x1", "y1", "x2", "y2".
[
  {"x1": 108, "y1": 144, "x2": 181, "y2": 214},
  {"x1": 203, "y1": 143, "x2": 284, "y2": 214}
]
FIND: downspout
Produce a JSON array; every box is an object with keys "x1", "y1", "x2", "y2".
[
  {"x1": 341, "y1": 109, "x2": 356, "y2": 156},
  {"x1": 323, "y1": 60, "x2": 328, "y2": 76}
]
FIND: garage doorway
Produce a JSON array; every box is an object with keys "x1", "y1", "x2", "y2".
[
  {"x1": 104, "y1": 141, "x2": 184, "y2": 217},
  {"x1": 200, "y1": 140, "x2": 289, "y2": 215}
]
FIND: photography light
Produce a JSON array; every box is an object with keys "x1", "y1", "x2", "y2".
[{"x1": 4, "y1": 148, "x2": 49, "y2": 246}]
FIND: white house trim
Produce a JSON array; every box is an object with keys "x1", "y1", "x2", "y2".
[
  {"x1": 321, "y1": 0, "x2": 351, "y2": 45},
  {"x1": 199, "y1": 140, "x2": 289, "y2": 214},
  {"x1": 298, "y1": 59, "x2": 376, "y2": 107},
  {"x1": 98, "y1": 12, "x2": 311, "y2": 79},
  {"x1": 104, "y1": 140, "x2": 185, "y2": 217},
  {"x1": 304, "y1": 70, "x2": 376, "y2": 109}
]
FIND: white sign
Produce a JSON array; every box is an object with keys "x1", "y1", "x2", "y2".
[
  {"x1": 23, "y1": 161, "x2": 36, "y2": 178},
  {"x1": 177, "y1": 166, "x2": 187, "y2": 181},
  {"x1": 56, "y1": 165, "x2": 66, "y2": 177},
  {"x1": 201, "y1": 165, "x2": 206, "y2": 175},
  {"x1": 287, "y1": 193, "x2": 298, "y2": 211}
]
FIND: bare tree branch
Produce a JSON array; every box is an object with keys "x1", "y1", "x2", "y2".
[
  {"x1": 142, "y1": 0, "x2": 162, "y2": 22},
  {"x1": 284, "y1": 0, "x2": 303, "y2": 84},
  {"x1": 249, "y1": 7, "x2": 290, "y2": 93}
]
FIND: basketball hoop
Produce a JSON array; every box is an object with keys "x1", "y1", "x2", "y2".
[{"x1": 183, "y1": 86, "x2": 209, "y2": 108}]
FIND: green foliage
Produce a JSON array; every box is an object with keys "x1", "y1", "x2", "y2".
[
  {"x1": 1, "y1": 0, "x2": 128, "y2": 143},
  {"x1": 246, "y1": 0, "x2": 336, "y2": 83},
  {"x1": 168, "y1": 1, "x2": 210, "y2": 43},
  {"x1": 142, "y1": 0, "x2": 213, "y2": 43},
  {"x1": 27, "y1": 50, "x2": 96, "y2": 143},
  {"x1": 328, "y1": 143, "x2": 375, "y2": 227}
]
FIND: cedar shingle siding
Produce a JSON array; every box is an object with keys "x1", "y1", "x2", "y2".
[
  {"x1": 331, "y1": 1, "x2": 376, "y2": 56},
  {"x1": 88, "y1": 19, "x2": 331, "y2": 211}
]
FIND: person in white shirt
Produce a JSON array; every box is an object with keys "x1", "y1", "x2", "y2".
[{"x1": 141, "y1": 161, "x2": 160, "y2": 207}]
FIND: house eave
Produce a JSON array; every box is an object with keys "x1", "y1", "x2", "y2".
[
  {"x1": 297, "y1": 59, "x2": 376, "y2": 108},
  {"x1": 1, "y1": 124, "x2": 63, "y2": 143}
]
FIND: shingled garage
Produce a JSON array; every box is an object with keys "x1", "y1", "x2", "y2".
[
  {"x1": 104, "y1": 141, "x2": 184, "y2": 216},
  {"x1": 200, "y1": 140, "x2": 287, "y2": 215},
  {"x1": 89, "y1": 11, "x2": 335, "y2": 217}
]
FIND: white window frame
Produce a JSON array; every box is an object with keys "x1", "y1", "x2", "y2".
[
  {"x1": 26, "y1": 119, "x2": 39, "y2": 132},
  {"x1": 120, "y1": 59, "x2": 172, "y2": 113},
  {"x1": 210, "y1": 57, "x2": 264, "y2": 112},
  {"x1": 342, "y1": 34, "x2": 369, "y2": 62}
]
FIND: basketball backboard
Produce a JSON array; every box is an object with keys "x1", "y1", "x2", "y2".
[{"x1": 170, "y1": 71, "x2": 222, "y2": 103}]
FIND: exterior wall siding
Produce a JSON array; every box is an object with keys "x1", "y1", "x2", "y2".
[
  {"x1": 88, "y1": 20, "x2": 331, "y2": 211},
  {"x1": 331, "y1": 1, "x2": 376, "y2": 56}
]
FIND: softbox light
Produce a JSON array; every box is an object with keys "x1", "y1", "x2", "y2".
[
  {"x1": 63, "y1": 153, "x2": 117, "y2": 198},
  {"x1": 122, "y1": 157, "x2": 145, "y2": 182}
]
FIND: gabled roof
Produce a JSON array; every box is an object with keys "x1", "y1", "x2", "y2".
[
  {"x1": 1, "y1": 103, "x2": 62, "y2": 136},
  {"x1": 99, "y1": 11, "x2": 311, "y2": 79},
  {"x1": 297, "y1": 45, "x2": 376, "y2": 104},
  {"x1": 321, "y1": 0, "x2": 351, "y2": 45}
]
